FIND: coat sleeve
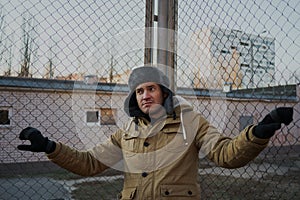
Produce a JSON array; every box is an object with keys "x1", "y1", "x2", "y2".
[
  {"x1": 47, "y1": 129, "x2": 124, "y2": 176},
  {"x1": 194, "y1": 113, "x2": 270, "y2": 169}
]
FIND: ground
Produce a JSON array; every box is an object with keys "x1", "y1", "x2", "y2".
[{"x1": 0, "y1": 145, "x2": 299, "y2": 200}]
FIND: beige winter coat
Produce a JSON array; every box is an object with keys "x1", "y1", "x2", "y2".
[{"x1": 48, "y1": 97, "x2": 269, "y2": 199}]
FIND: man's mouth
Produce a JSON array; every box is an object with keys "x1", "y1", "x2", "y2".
[{"x1": 142, "y1": 101, "x2": 153, "y2": 107}]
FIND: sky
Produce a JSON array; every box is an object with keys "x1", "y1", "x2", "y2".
[
  {"x1": 178, "y1": 0, "x2": 300, "y2": 83},
  {"x1": 0, "y1": 0, "x2": 299, "y2": 84}
]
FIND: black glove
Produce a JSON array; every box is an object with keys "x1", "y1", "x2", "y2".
[
  {"x1": 253, "y1": 107, "x2": 293, "y2": 139},
  {"x1": 17, "y1": 127, "x2": 56, "y2": 154}
]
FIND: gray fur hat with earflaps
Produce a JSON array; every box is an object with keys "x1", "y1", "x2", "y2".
[{"x1": 124, "y1": 65, "x2": 174, "y2": 118}]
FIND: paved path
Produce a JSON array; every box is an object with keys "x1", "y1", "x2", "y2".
[
  {"x1": 1, "y1": 162, "x2": 298, "y2": 200},
  {"x1": 0, "y1": 175, "x2": 124, "y2": 200},
  {"x1": 0, "y1": 177, "x2": 71, "y2": 200},
  {"x1": 199, "y1": 162, "x2": 292, "y2": 179}
]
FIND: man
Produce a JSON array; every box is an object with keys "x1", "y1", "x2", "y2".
[{"x1": 18, "y1": 66, "x2": 293, "y2": 199}]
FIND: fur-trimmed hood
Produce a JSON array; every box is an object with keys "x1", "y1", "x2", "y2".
[{"x1": 124, "y1": 66, "x2": 174, "y2": 118}]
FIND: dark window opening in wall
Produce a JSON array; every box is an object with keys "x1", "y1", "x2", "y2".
[
  {"x1": 239, "y1": 115, "x2": 253, "y2": 131},
  {"x1": 86, "y1": 111, "x2": 99, "y2": 123},
  {"x1": 0, "y1": 109, "x2": 10, "y2": 125},
  {"x1": 101, "y1": 108, "x2": 116, "y2": 125}
]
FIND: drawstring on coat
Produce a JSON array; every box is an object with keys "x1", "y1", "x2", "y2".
[{"x1": 180, "y1": 111, "x2": 188, "y2": 145}]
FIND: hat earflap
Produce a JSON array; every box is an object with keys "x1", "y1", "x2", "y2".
[{"x1": 161, "y1": 86, "x2": 174, "y2": 116}]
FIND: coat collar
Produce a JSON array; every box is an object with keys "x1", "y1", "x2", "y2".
[
  {"x1": 124, "y1": 114, "x2": 182, "y2": 139},
  {"x1": 123, "y1": 96, "x2": 193, "y2": 139}
]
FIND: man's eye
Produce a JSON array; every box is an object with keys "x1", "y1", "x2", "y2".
[
  {"x1": 149, "y1": 86, "x2": 155, "y2": 91},
  {"x1": 136, "y1": 90, "x2": 143, "y2": 95}
]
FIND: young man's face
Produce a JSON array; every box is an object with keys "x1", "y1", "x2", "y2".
[{"x1": 135, "y1": 82, "x2": 166, "y2": 115}]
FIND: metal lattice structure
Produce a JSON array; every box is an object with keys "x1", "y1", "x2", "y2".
[{"x1": 0, "y1": 0, "x2": 299, "y2": 199}]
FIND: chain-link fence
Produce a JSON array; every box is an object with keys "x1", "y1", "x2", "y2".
[{"x1": 0, "y1": 0, "x2": 299, "y2": 199}]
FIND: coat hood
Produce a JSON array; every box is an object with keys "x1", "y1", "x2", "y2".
[
  {"x1": 124, "y1": 66, "x2": 174, "y2": 118},
  {"x1": 173, "y1": 95, "x2": 193, "y2": 114}
]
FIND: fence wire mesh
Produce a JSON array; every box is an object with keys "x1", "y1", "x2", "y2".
[{"x1": 0, "y1": 0, "x2": 299, "y2": 199}]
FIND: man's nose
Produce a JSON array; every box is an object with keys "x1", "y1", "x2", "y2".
[{"x1": 142, "y1": 90, "x2": 151, "y2": 99}]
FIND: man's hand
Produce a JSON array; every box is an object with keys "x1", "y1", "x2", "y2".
[
  {"x1": 17, "y1": 127, "x2": 56, "y2": 154},
  {"x1": 253, "y1": 107, "x2": 293, "y2": 139}
]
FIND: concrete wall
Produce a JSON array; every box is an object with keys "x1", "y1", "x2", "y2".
[{"x1": 0, "y1": 81, "x2": 299, "y2": 164}]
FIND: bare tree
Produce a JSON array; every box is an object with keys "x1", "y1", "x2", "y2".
[
  {"x1": 44, "y1": 59, "x2": 54, "y2": 79},
  {"x1": 19, "y1": 14, "x2": 36, "y2": 77},
  {"x1": 44, "y1": 40, "x2": 56, "y2": 79},
  {"x1": 0, "y1": 9, "x2": 4, "y2": 66},
  {"x1": 4, "y1": 36, "x2": 13, "y2": 76},
  {"x1": 4, "y1": 36, "x2": 14, "y2": 77},
  {"x1": 109, "y1": 54, "x2": 115, "y2": 83},
  {"x1": 0, "y1": 8, "x2": 14, "y2": 77}
]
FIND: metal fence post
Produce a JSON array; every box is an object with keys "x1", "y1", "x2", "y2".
[
  {"x1": 157, "y1": 0, "x2": 177, "y2": 93},
  {"x1": 144, "y1": 0, "x2": 154, "y2": 65}
]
